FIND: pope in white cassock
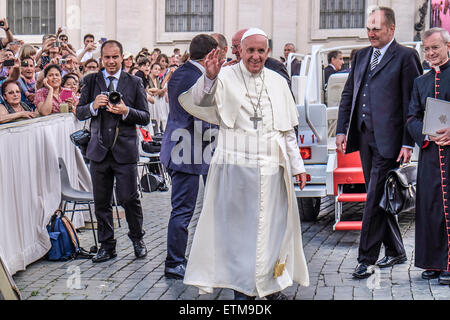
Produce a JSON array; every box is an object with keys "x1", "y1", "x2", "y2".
[{"x1": 179, "y1": 28, "x2": 310, "y2": 299}]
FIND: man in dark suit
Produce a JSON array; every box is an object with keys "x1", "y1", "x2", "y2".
[
  {"x1": 160, "y1": 34, "x2": 219, "y2": 280},
  {"x1": 76, "y1": 40, "x2": 150, "y2": 263},
  {"x1": 283, "y1": 43, "x2": 302, "y2": 76},
  {"x1": 324, "y1": 50, "x2": 344, "y2": 85},
  {"x1": 336, "y1": 7, "x2": 422, "y2": 279}
]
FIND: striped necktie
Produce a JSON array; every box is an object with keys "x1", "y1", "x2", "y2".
[{"x1": 370, "y1": 49, "x2": 381, "y2": 71}]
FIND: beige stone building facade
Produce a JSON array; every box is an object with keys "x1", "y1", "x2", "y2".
[{"x1": 0, "y1": 0, "x2": 432, "y2": 59}]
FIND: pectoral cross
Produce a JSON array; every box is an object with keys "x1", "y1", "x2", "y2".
[{"x1": 250, "y1": 111, "x2": 263, "y2": 130}]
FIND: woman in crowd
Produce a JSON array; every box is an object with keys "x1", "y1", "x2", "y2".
[
  {"x1": 62, "y1": 73, "x2": 81, "y2": 99},
  {"x1": 146, "y1": 63, "x2": 163, "y2": 132},
  {"x1": 0, "y1": 80, "x2": 38, "y2": 124},
  {"x1": 150, "y1": 49, "x2": 160, "y2": 65},
  {"x1": 35, "y1": 64, "x2": 78, "y2": 116},
  {"x1": 123, "y1": 52, "x2": 135, "y2": 73},
  {"x1": 156, "y1": 54, "x2": 170, "y2": 82},
  {"x1": 156, "y1": 54, "x2": 176, "y2": 133},
  {"x1": 135, "y1": 57, "x2": 151, "y2": 89}
]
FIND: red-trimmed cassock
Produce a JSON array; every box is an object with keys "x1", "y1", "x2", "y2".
[{"x1": 408, "y1": 60, "x2": 450, "y2": 271}]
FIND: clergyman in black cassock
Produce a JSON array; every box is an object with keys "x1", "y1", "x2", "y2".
[{"x1": 408, "y1": 40, "x2": 450, "y2": 283}]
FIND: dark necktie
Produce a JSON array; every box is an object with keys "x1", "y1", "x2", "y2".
[
  {"x1": 370, "y1": 49, "x2": 381, "y2": 71},
  {"x1": 102, "y1": 76, "x2": 117, "y2": 148},
  {"x1": 107, "y1": 76, "x2": 116, "y2": 92}
]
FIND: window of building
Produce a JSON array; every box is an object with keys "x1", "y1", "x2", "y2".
[
  {"x1": 7, "y1": 0, "x2": 56, "y2": 35},
  {"x1": 165, "y1": 0, "x2": 214, "y2": 33},
  {"x1": 320, "y1": 0, "x2": 366, "y2": 29}
]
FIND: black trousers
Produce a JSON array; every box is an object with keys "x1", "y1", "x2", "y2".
[
  {"x1": 90, "y1": 151, "x2": 144, "y2": 251},
  {"x1": 357, "y1": 126, "x2": 406, "y2": 265}
]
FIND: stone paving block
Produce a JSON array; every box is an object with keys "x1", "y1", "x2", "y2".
[
  {"x1": 333, "y1": 286, "x2": 354, "y2": 300},
  {"x1": 9, "y1": 194, "x2": 430, "y2": 301},
  {"x1": 314, "y1": 286, "x2": 334, "y2": 300}
]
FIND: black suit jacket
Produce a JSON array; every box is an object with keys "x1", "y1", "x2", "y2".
[
  {"x1": 287, "y1": 59, "x2": 302, "y2": 76},
  {"x1": 336, "y1": 40, "x2": 422, "y2": 159},
  {"x1": 76, "y1": 70, "x2": 150, "y2": 164},
  {"x1": 160, "y1": 61, "x2": 215, "y2": 176},
  {"x1": 265, "y1": 57, "x2": 291, "y2": 88},
  {"x1": 324, "y1": 65, "x2": 337, "y2": 84}
]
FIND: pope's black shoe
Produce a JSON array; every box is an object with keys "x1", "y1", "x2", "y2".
[
  {"x1": 422, "y1": 270, "x2": 441, "y2": 280},
  {"x1": 375, "y1": 254, "x2": 407, "y2": 268},
  {"x1": 265, "y1": 292, "x2": 289, "y2": 300},
  {"x1": 164, "y1": 264, "x2": 186, "y2": 280},
  {"x1": 352, "y1": 263, "x2": 374, "y2": 279},
  {"x1": 133, "y1": 239, "x2": 147, "y2": 259},
  {"x1": 439, "y1": 271, "x2": 450, "y2": 285},
  {"x1": 92, "y1": 248, "x2": 117, "y2": 263}
]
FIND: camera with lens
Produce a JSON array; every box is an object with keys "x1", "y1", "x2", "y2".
[
  {"x1": 0, "y1": 21, "x2": 4, "y2": 27},
  {"x1": 101, "y1": 91, "x2": 123, "y2": 106}
]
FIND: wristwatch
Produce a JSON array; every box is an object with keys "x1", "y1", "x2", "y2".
[{"x1": 4, "y1": 28, "x2": 9, "y2": 32}]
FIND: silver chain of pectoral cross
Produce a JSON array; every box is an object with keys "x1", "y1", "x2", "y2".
[{"x1": 239, "y1": 64, "x2": 266, "y2": 130}]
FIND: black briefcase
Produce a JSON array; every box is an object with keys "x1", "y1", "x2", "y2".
[{"x1": 379, "y1": 164, "x2": 417, "y2": 216}]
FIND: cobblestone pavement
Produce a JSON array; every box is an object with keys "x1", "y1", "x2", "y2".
[{"x1": 11, "y1": 182, "x2": 450, "y2": 301}]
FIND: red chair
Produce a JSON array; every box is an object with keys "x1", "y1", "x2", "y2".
[{"x1": 333, "y1": 151, "x2": 366, "y2": 231}]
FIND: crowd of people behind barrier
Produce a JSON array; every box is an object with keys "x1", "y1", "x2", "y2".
[{"x1": 0, "y1": 19, "x2": 185, "y2": 132}]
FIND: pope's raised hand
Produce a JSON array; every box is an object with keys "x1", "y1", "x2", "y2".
[{"x1": 205, "y1": 49, "x2": 224, "y2": 80}]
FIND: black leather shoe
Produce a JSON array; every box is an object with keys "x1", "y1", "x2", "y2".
[
  {"x1": 375, "y1": 254, "x2": 407, "y2": 268},
  {"x1": 439, "y1": 271, "x2": 450, "y2": 285},
  {"x1": 352, "y1": 263, "x2": 374, "y2": 279},
  {"x1": 265, "y1": 292, "x2": 289, "y2": 300},
  {"x1": 164, "y1": 264, "x2": 186, "y2": 280},
  {"x1": 234, "y1": 291, "x2": 256, "y2": 300},
  {"x1": 76, "y1": 248, "x2": 95, "y2": 260},
  {"x1": 92, "y1": 248, "x2": 117, "y2": 263},
  {"x1": 133, "y1": 239, "x2": 147, "y2": 259},
  {"x1": 422, "y1": 270, "x2": 441, "y2": 280}
]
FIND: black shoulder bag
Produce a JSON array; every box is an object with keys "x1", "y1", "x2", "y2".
[
  {"x1": 379, "y1": 163, "x2": 417, "y2": 216},
  {"x1": 70, "y1": 74, "x2": 97, "y2": 154}
]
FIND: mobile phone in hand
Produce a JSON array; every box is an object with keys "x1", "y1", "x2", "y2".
[
  {"x1": 60, "y1": 88, "x2": 73, "y2": 102},
  {"x1": 3, "y1": 60, "x2": 15, "y2": 67}
]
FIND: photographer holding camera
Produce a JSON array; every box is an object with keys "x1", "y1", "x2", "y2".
[
  {"x1": 76, "y1": 40, "x2": 150, "y2": 263},
  {"x1": 0, "y1": 18, "x2": 14, "y2": 50}
]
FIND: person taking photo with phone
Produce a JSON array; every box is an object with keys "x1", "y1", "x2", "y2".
[
  {"x1": 35, "y1": 64, "x2": 78, "y2": 116},
  {"x1": 0, "y1": 18, "x2": 14, "y2": 50}
]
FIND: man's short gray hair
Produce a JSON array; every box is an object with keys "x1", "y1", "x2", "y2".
[
  {"x1": 285, "y1": 43, "x2": 296, "y2": 50},
  {"x1": 423, "y1": 28, "x2": 450, "y2": 43},
  {"x1": 211, "y1": 33, "x2": 228, "y2": 50}
]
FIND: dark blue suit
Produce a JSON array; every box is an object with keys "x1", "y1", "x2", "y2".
[
  {"x1": 337, "y1": 40, "x2": 422, "y2": 264},
  {"x1": 161, "y1": 61, "x2": 217, "y2": 268},
  {"x1": 76, "y1": 70, "x2": 150, "y2": 251}
]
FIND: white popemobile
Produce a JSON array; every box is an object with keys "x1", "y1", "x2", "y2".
[{"x1": 288, "y1": 42, "x2": 424, "y2": 229}]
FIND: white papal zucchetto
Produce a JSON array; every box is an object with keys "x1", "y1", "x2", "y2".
[{"x1": 241, "y1": 28, "x2": 268, "y2": 43}]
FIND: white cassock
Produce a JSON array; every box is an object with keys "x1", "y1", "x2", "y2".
[{"x1": 179, "y1": 61, "x2": 310, "y2": 297}]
